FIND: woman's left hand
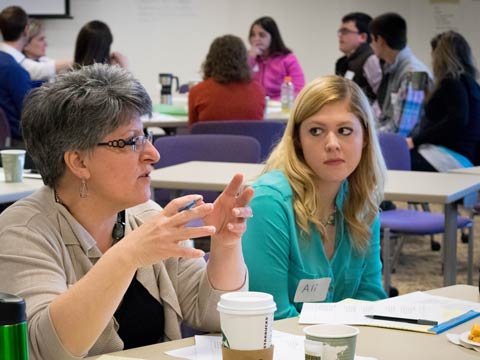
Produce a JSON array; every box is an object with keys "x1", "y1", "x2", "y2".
[{"x1": 204, "y1": 174, "x2": 254, "y2": 248}]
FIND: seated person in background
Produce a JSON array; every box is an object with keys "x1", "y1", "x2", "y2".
[
  {"x1": 335, "y1": 12, "x2": 381, "y2": 103},
  {"x1": 406, "y1": 31, "x2": 480, "y2": 171},
  {"x1": 242, "y1": 75, "x2": 387, "y2": 320},
  {"x1": 0, "y1": 5, "x2": 33, "y2": 146},
  {"x1": 0, "y1": 64, "x2": 253, "y2": 359},
  {"x1": 188, "y1": 34, "x2": 265, "y2": 125},
  {"x1": 248, "y1": 16, "x2": 305, "y2": 100},
  {"x1": 21, "y1": 18, "x2": 72, "y2": 81},
  {"x1": 74, "y1": 20, "x2": 128, "y2": 68},
  {"x1": 369, "y1": 12, "x2": 432, "y2": 133}
]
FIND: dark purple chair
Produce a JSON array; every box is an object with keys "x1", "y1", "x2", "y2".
[
  {"x1": 0, "y1": 107, "x2": 11, "y2": 148},
  {"x1": 378, "y1": 133, "x2": 474, "y2": 291},
  {"x1": 153, "y1": 134, "x2": 261, "y2": 206},
  {"x1": 190, "y1": 120, "x2": 286, "y2": 161}
]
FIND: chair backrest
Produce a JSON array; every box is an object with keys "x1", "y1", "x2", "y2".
[
  {"x1": 152, "y1": 134, "x2": 261, "y2": 205},
  {"x1": 378, "y1": 133, "x2": 411, "y2": 171},
  {"x1": 0, "y1": 107, "x2": 11, "y2": 148},
  {"x1": 190, "y1": 120, "x2": 286, "y2": 161},
  {"x1": 153, "y1": 134, "x2": 261, "y2": 168}
]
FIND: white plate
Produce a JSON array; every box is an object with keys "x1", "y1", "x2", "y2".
[{"x1": 460, "y1": 331, "x2": 480, "y2": 347}]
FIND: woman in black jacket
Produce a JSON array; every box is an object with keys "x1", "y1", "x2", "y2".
[{"x1": 406, "y1": 31, "x2": 480, "y2": 171}]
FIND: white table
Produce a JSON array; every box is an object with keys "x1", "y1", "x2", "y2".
[
  {"x1": 0, "y1": 169, "x2": 43, "y2": 204},
  {"x1": 142, "y1": 102, "x2": 289, "y2": 133},
  {"x1": 150, "y1": 162, "x2": 480, "y2": 286},
  {"x1": 86, "y1": 285, "x2": 480, "y2": 360},
  {"x1": 450, "y1": 166, "x2": 480, "y2": 176}
]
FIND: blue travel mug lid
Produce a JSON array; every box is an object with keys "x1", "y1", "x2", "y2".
[{"x1": 0, "y1": 293, "x2": 26, "y2": 325}]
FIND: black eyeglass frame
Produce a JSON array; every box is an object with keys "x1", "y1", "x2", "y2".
[
  {"x1": 97, "y1": 132, "x2": 153, "y2": 152},
  {"x1": 337, "y1": 28, "x2": 360, "y2": 36}
]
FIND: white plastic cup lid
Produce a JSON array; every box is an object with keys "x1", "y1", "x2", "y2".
[{"x1": 217, "y1": 292, "x2": 276, "y2": 315}]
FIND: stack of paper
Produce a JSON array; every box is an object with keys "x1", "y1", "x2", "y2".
[{"x1": 299, "y1": 291, "x2": 480, "y2": 334}]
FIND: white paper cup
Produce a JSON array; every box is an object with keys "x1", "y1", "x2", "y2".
[
  {"x1": 1, "y1": 149, "x2": 26, "y2": 183},
  {"x1": 303, "y1": 324, "x2": 359, "y2": 360},
  {"x1": 217, "y1": 291, "x2": 276, "y2": 351}
]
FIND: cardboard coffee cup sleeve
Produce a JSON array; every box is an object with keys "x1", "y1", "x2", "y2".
[{"x1": 221, "y1": 345, "x2": 274, "y2": 360}]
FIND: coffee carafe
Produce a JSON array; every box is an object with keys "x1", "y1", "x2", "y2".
[
  {"x1": 159, "y1": 73, "x2": 179, "y2": 105},
  {"x1": 0, "y1": 293, "x2": 29, "y2": 360}
]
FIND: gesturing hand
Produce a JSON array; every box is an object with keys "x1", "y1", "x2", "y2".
[
  {"x1": 120, "y1": 195, "x2": 218, "y2": 268},
  {"x1": 204, "y1": 174, "x2": 254, "y2": 249}
]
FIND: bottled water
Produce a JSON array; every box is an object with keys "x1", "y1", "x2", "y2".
[{"x1": 281, "y1": 76, "x2": 294, "y2": 113}]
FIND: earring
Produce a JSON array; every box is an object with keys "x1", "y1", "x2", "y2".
[{"x1": 79, "y1": 178, "x2": 88, "y2": 198}]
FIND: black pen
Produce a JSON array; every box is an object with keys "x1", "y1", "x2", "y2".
[
  {"x1": 177, "y1": 198, "x2": 202, "y2": 212},
  {"x1": 365, "y1": 315, "x2": 438, "y2": 326}
]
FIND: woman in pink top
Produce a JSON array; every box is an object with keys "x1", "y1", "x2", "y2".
[{"x1": 248, "y1": 16, "x2": 305, "y2": 100}]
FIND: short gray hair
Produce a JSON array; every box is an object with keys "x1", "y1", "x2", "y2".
[{"x1": 22, "y1": 63, "x2": 152, "y2": 187}]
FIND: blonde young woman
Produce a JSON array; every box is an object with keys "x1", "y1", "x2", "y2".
[{"x1": 242, "y1": 75, "x2": 387, "y2": 320}]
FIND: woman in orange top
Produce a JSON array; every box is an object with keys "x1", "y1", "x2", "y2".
[{"x1": 188, "y1": 35, "x2": 265, "y2": 126}]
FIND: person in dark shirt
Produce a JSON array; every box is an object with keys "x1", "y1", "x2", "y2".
[
  {"x1": 406, "y1": 31, "x2": 480, "y2": 171},
  {"x1": 0, "y1": 5, "x2": 33, "y2": 144},
  {"x1": 335, "y1": 12, "x2": 381, "y2": 103}
]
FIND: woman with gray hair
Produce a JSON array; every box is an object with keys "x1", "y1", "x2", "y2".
[
  {"x1": 21, "y1": 18, "x2": 72, "y2": 81},
  {"x1": 0, "y1": 64, "x2": 253, "y2": 359}
]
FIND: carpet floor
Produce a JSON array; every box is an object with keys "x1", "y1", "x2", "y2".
[{"x1": 389, "y1": 204, "x2": 479, "y2": 295}]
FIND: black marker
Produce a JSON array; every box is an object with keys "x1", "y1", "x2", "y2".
[{"x1": 365, "y1": 315, "x2": 438, "y2": 326}]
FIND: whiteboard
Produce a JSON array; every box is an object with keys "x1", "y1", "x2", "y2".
[{"x1": 0, "y1": 0, "x2": 69, "y2": 17}]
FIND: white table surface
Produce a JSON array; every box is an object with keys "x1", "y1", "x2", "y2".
[
  {"x1": 0, "y1": 169, "x2": 43, "y2": 204},
  {"x1": 150, "y1": 161, "x2": 480, "y2": 286},
  {"x1": 86, "y1": 285, "x2": 480, "y2": 360},
  {"x1": 450, "y1": 166, "x2": 480, "y2": 176}
]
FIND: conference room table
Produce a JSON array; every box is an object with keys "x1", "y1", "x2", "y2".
[
  {"x1": 450, "y1": 166, "x2": 480, "y2": 176},
  {"x1": 142, "y1": 100, "x2": 289, "y2": 134},
  {"x1": 86, "y1": 284, "x2": 480, "y2": 360},
  {"x1": 150, "y1": 161, "x2": 480, "y2": 286},
  {"x1": 0, "y1": 169, "x2": 43, "y2": 204}
]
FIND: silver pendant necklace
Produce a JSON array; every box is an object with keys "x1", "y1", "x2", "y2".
[{"x1": 321, "y1": 207, "x2": 336, "y2": 227}]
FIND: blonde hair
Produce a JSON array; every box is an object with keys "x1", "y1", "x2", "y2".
[
  {"x1": 264, "y1": 75, "x2": 386, "y2": 251},
  {"x1": 26, "y1": 18, "x2": 44, "y2": 44},
  {"x1": 431, "y1": 31, "x2": 478, "y2": 84}
]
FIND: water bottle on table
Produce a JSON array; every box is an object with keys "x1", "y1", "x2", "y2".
[{"x1": 281, "y1": 76, "x2": 294, "y2": 113}]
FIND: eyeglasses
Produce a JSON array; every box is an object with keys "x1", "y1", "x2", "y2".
[
  {"x1": 337, "y1": 28, "x2": 360, "y2": 36},
  {"x1": 97, "y1": 132, "x2": 153, "y2": 152}
]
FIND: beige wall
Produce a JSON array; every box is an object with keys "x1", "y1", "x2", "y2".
[{"x1": 31, "y1": 0, "x2": 480, "y2": 101}]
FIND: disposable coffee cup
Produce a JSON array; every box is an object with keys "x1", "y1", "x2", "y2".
[
  {"x1": 1, "y1": 149, "x2": 26, "y2": 183},
  {"x1": 217, "y1": 292, "x2": 276, "y2": 352},
  {"x1": 303, "y1": 324, "x2": 359, "y2": 360}
]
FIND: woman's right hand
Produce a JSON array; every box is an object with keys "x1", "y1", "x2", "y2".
[
  {"x1": 248, "y1": 46, "x2": 263, "y2": 58},
  {"x1": 118, "y1": 195, "x2": 216, "y2": 268}
]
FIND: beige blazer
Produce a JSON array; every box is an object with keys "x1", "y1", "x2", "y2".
[{"x1": 0, "y1": 186, "x2": 244, "y2": 359}]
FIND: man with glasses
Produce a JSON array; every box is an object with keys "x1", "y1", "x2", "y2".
[{"x1": 335, "y1": 12, "x2": 381, "y2": 103}]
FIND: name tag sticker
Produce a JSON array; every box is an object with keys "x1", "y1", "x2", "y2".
[
  {"x1": 294, "y1": 278, "x2": 331, "y2": 303},
  {"x1": 344, "y1": 70, "x2": 355, "y2": 80}
]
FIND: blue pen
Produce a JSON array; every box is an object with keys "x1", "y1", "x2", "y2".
[{"x1": 177, "y1": 198, "x2": 202, "y2": 212}]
